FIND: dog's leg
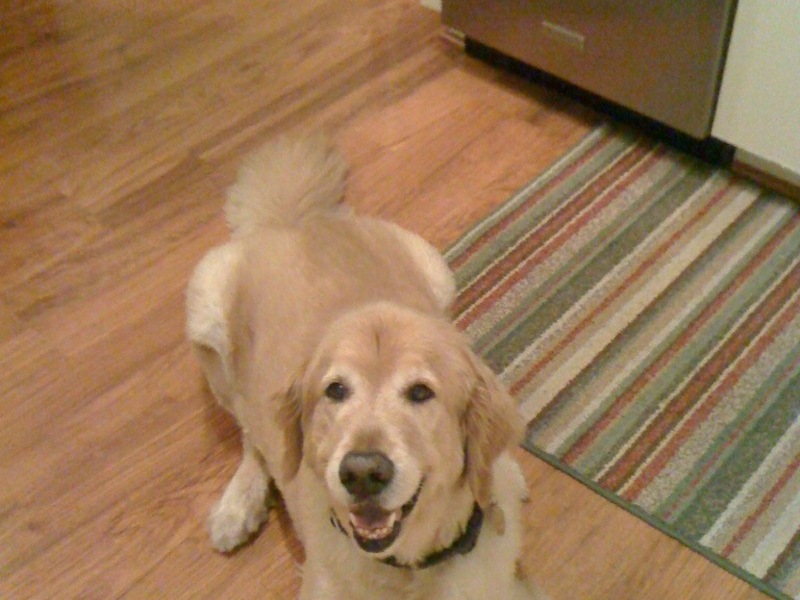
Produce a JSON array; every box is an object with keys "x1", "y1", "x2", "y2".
[
  {"x1": 388, "y1": 224, "x2": 456, "y2": 313},
  {"x1": 186, "y1": 241, "x2": 242, "y2": 412},
  {"x1": 208, "y1": 439, "x2": 271, "y2": 552}
]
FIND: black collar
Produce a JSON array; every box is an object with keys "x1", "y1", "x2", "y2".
[{"x1": 330, "y1": 503, "x2": 484, "y2": 570}]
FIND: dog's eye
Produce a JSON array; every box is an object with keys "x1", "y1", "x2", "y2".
[
  {"x1": 406, "y1": 383, "x2": 435, "y2": 404},
  {"x1": 324, "y1": 381, "x2": 350, "y2": 402}
]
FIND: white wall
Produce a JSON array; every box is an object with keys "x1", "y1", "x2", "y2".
[{"x1": 712, "y1": 0, "x2": 800, "y2": 184}]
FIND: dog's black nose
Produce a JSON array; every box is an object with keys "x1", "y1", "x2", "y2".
[{"x1": 339, "y1": 451, "x2": 394, "y2": 498}]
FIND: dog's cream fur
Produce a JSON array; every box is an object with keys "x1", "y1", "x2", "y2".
[{"x1": 186, "y1": 136, "x2": 549, "y2": 599}]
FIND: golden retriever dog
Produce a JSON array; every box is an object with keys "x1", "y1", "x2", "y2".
[{"x1": 186, "y1": 136, "x2": 549, "y2": 600}]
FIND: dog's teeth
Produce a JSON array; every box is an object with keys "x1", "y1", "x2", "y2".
[
  {"x1": 348, "y1": 510, "x2": 399, "y2": 541},
  {"x1": 357, "y1": 525, "x2": 388, "y2": 539}
]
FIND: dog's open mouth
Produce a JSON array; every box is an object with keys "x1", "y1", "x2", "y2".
[{"x1": 348, "y1": 482, "x2": 423, "y2": 553}]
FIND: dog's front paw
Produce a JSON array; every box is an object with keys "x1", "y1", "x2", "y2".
[{"x1": 207, "y1": 497, "x2": 268, "y2": 553}]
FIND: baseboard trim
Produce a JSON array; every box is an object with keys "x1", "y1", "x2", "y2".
[{"x1": 733, "y1": 152, "x2": 800, "y2": 200}]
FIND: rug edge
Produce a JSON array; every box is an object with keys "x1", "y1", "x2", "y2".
[{"x1": 521, "y1": 442, "x2": 793, "y2": 600}]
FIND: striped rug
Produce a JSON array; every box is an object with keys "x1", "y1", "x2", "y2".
[{"x1": 446, "y1": 124, "x2": 800, "y2": 600}]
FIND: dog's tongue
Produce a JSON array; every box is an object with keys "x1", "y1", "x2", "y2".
[{"x1": 349, "y1": 504, "x2": 398, "y2": 533}]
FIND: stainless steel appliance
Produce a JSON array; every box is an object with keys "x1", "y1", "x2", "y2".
[{"x1": 442, "y1": 0, "x2": 737, "y2": 139}]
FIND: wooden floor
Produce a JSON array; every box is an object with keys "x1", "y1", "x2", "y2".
[{"x1": 0, "y1": 1, "x2": 769, "y2": 599}]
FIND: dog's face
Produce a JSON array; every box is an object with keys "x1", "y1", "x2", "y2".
[{"x1": 278, "y1": 303, "x2": 520, "y2": 560}]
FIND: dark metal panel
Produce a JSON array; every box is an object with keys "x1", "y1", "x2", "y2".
[{"x1": 443, "y1": 0, "x2": 736, "y2": 138}]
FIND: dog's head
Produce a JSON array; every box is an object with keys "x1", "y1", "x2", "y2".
[{"x1": 277, "y1": 302, "x2": 521, "y2": 560}]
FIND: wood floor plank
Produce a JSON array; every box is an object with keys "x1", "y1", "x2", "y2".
[
  {"x1": 2, "y1": 408, "x2": 226, "y2": 599},
  {"x1": 1, "y1": 0, "x2": 322, "y2": 169}
]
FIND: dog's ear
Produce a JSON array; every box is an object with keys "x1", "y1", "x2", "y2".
[
  {"x1": 463, "y1": 350, "x2": 523, "y2": 521},
  {"x1": 274, "y1": 370, "x2": 306, "y2": 482}
]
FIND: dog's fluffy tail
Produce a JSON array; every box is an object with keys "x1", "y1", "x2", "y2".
[{"x1": 224, "y1": 135, "x2": 347, "y2": 236}]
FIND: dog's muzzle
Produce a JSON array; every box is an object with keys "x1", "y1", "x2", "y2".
[{"x1": 335, "y1": 451, "x2": 423, "y2": 553}]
